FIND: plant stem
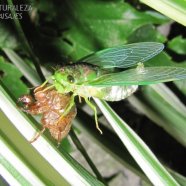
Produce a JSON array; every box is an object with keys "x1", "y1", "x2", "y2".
[
  {"x1": 70, "y1": 128, "x2": 108, "y2": 185},
  {"x1": 7, "y1": 0, "x2": 45, "y2": 82}
]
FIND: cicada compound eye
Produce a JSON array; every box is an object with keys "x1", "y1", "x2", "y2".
[{"x1": 67, "y1": 75, "x2": 75, "y2": 83}]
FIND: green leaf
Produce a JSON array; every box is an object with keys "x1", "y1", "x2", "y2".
[
  {"x1": 168, "y1": 36, "x2": 186, "y2": 55},
  {"x1": 145, "y1": 52, "x2": 177, "y2": 67},
  {"x1": 95, "y1": 99, "x2": 180, "y2": 186},
  {"x1": 0, "y1": 133, "x2": 49, "y2": 186},
  {"x1": 0, "y1": 57, "x2": 28, "y2": 98},
  {"x1": 140, "y1": 0, "x2": 186, "y2": 26},
  {"x1": 128, "y1": 83, "x2": 186, "y2": 146},
  {"x1": 174, "y1": 80, "x2": 186, "y2": 95},
  {"x1": 127, "y1": 24, "x2": 167, "y2": 43},
  {"x1": 3, "y1": 49, "x2": 41, "y2": 86}
]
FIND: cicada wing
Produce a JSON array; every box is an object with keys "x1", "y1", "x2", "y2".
[
  {"x1": 87, "y1": 67, "x2": 186, "y2": 86},
  {"x1": 79, "y1": 42, "x2": 164, "y2": 69}
]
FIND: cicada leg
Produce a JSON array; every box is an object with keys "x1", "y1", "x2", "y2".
[
  {"x1": 41, "y1": 84, "x2": 55, "y2": 93},
  {"x1": 29, "y1": 127, "x2": 46, "y2": 143},
  {"x1": 34, "y1": 79, "x2": 49, "y2": 93},
  {"x1": 61, "y1": 95, "x2": 75, "y2": 117},
  {"x1": 34, "y1": 76, "x2": 54, "y2": 93},
  {"x1": 84, "y1": 98, "x2": 103, "y2": 134}
]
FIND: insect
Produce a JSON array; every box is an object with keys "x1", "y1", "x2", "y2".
[
  {"x1": 19, "y1": 42, "x2": 186, "y2": 142},
  {"x1": 50, "y1": 42, "x2": 186, "y2": 134},
  {"x1": 18, "y1": 84, "x2": 77, "y2": 145}
]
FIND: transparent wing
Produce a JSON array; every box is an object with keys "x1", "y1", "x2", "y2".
[
  {"x1": 87, "y1": 67, "x2": 186, "y2": 86},
  {"x1": 80, "y1": 42, "x2": 164, "y2": 68}
]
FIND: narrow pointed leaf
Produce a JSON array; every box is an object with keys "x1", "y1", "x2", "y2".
[{"x1": 95, "y1": 99, "x2": 180, "y2": 186}]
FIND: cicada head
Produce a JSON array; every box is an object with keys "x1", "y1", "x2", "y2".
[
  {"x1": 52, "y1": 64, "x2": 98, "y2": 94},
  {"x1": 52, "y1": 67, "x2": 77, "y2": 94}
]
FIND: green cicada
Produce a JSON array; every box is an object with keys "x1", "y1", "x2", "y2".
[{"x1": 32, "y1": 42, "x2": 186, "y2": 134}]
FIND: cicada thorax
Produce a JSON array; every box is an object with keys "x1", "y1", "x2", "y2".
[
  {"x1": 18, "y1": 84, "x2": 77, "y2": 144},
  {"x1": 58, "y1": 64, "x2": 103, "y2": 83}
]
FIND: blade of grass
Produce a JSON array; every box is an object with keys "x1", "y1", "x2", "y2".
[
  {"x1": 0, "y1": 110, "x2": 70, "y2": 186},
  {"x1": 150, "y1": 84, "x2": 186, "y2": 116},
  {"x1": 128, "y1": 84, "x2": 186, "y2": 146},
  {"x1": 95, "y1": 99, "x2": 180, "y2": 186},
  {"x1": 3, "y1": 48, "x2": 41, "y2": 86},
  {"x1": 0, "y1": 163, "x2": 23, "y2": 186},
  {"x1": 0, "y1": 136, "x2": 45, "y2": 186},
  {"x1": 140, "y1": 0, "x2": 186, "y2": 26}
]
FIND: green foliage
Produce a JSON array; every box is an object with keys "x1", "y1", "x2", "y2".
[
  {"x1": 174, "y1": 80, "x2": 186, "y2": 95},
  {"x1": 0, "y1": 22, "x2": 19, "y2": 49},
  {"x1": 138, "y1": 84, "x2": 186, "y2": 145},
  {"x1": 127, "y1": 24, "x2": 166, "y2": 43},
  {"x1": 32, "y1": 0, "x2": 168, "y2": 60},
  {"x1": 0, "y1": 57, "x2": 28, "y2": 98},
  {"x1": 168, "y1": 36, "x2": 186, "y2": 55}
]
